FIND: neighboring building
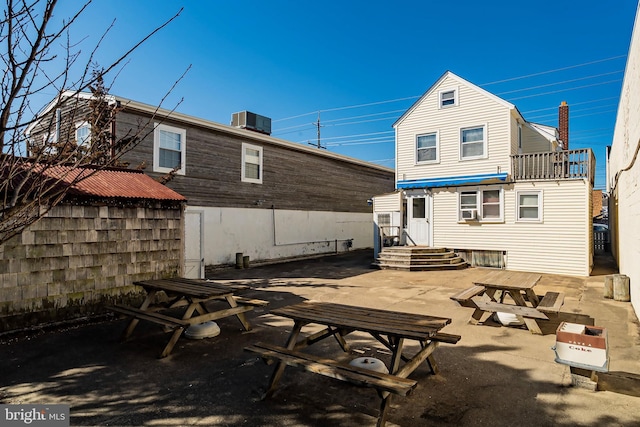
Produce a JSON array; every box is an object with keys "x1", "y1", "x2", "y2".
[
  {"x1": 607, "y1": 3, "x2": 640, "y2": 317},
  {"x1": 592, "y1": 189, "x2": 603, "y2": 218},
  {"x1": 373, "y1": 71, "x2": 595, "y2": 276},
  {"x1": 0, "y1": 166, "x2": 186, "y2": 331},
  {"x1": 28, "y1": 94, "x2": 395, "y2": 277}
]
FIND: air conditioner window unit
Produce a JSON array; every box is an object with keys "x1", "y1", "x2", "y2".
[{"x1": 461, "y1": 209, "x2": 477, "y2": 220}]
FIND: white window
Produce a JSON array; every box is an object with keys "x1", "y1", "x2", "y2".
[
  {"x1": 439, "y1": 88, "x2": 457, "y2": 108},
  {"x1": 76, "y1": 122, "x2": 91, "y2": 147},
  {"x1": 153, "y1": 123, "x2": 186, "y2": 175},
  {"x1": 459, "y1": 191, "x2": 478, "y2": 220},
  {"x1": 482, "y1": 189, "x2": 501, "y2": 220},
  {"x1": 459, "y1": 187, "x2": 503, "y2": 222},
  {"x1": 460, "y1": 125, "x2": 486, "y2": 160},
  {"x1": 416, "y1": 132, "x2": 438, "y2": 163},
  {"x1": 517, "y1": 191, "x2": 542, "y2": 222},
  {"x1": 242, "y1": 142, "x2": 263, "y2": 184}
]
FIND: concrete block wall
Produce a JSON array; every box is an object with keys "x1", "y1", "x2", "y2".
[{"x1": 0, "y1": 203, "x2": 183, "y2": 332}]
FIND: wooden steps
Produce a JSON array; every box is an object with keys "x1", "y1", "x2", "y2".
[{"x1": 374, "y1": 246, "x2": 468, "y2": 271}]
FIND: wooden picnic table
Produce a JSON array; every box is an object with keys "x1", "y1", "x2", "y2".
[
  {"x1": 451, "y1": 270, "x2": 564, "y2": 335},
  {"x1": 108, "y1": 278, "x2": 267, "y2": 358},
  {"x1": 246, "y1": 301, "x2": 460, "y2": 427}
]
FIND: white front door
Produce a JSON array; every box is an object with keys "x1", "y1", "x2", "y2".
[
  {"x1": 407, "y1": 195, "x2": 430, "y2": 246},
  {"x1": 184, "y1": 211, "x2": 204, "y2": 278}
]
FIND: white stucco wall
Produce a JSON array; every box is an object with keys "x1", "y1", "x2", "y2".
[
  {"x1": 187, "y1": 206, "x2": 373, "y2": 267},
  {"x1": 608, "y1": 3, "x2": 640, "y2": 317}
]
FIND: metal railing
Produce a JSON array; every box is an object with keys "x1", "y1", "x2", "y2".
[{"x1": 511, "y1": 149, "x2": 595, "y2": 184}]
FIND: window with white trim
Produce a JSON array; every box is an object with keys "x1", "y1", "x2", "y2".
[
  {"x1": 517, "y1": 191, "x2": 542, "y2": 221},
  {"x1": 416, "y1": 132, "x2": 438, "y2": 163},
  {"x1": 439, "y1": 89, "x2": 457, "y2": 108},
  {"x1": 460, "y1": 125, "x2": 486, "y2": 159},
  {"x1": 76, "y1": 122, "x2": 91, "y2": 148},
  {"x1": 459, "y1": 187, "x2": 503, "y2": 222},
  {"x1": 153, "y1": 123, "x2": 186, "y2": 175},
  {"x1": 482, "y1": 190, "x2": 501, "y2": 219},
  {"x1": 242, "y1": 142, "x2": 263, "y2": 184}
]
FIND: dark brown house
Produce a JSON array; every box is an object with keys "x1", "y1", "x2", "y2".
[{"x1": 28, "y1": 92, "x2": 395, "y2": 276}]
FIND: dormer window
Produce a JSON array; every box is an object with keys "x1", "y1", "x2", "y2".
[{"x1": 439, "y1": 89, "x2": 457, "y2": 108}]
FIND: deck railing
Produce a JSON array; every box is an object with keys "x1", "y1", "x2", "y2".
[{"x1": 511, "y1": 148, "x2": 595, "y2": 184}]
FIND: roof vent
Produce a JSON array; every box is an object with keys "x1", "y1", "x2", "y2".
[{"x1": 231, "y1": 111, "x2": 272, "y2": 135}]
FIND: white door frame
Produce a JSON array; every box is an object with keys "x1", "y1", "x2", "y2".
[
  {"x1": 184, "y1": 210, "x2": 204, "y2": 278},
  {"x1": 406, "y1": 191, "x2": 432, "y2": 246}
]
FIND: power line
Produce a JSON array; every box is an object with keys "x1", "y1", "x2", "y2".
[
  {"x1": 507, "y1": 79, "x2": 622, "y2": 101},
  {"x1": 495, "y1": 71, "x2": 622, "y2": 96},
  {"x1": 313, "y1": 130, "x2": 394, "y2": 142},
  {"x1": 324, "y1": 136, "x2": 395, "y2": 146},
  {"x1": 321, "y1": 109, "x2": 406, "y2": 124},
  {"x1": 479, "y1": 54, "x2": 627, "y2": 86},
  {"x1": 520, "y1": 96, "x2": 619, "y2": 114},
  {"x1": 272, "y1": 55, "x2": 626, "y2": 160},
  {"x1": 274, "y1": 73, "x2": 623, "y2": 137},
  {"x1": 274, "y1": 55, "x2": 627, "y2": 124},
  {"x1": 273, "y1": 95, "x2": 419, "y2": 123},
  {"x1": 526, "y1": 103, "x2": 618, "y2": 121},
  {"x1": 325, "y1": 139, "x2": 394, "y2": 147}
]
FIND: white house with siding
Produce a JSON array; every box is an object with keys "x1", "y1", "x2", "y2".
[{"x1": 373, "y1": 71, "x2": 595, "y2": 276}]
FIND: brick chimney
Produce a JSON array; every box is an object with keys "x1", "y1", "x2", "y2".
[{"x1": 558, "y1": 101, "x2": 569, "y2": 150}]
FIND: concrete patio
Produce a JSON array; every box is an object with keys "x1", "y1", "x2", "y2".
[{"x1": 1, "y1": 249, "x2": 639, "y2": 426}]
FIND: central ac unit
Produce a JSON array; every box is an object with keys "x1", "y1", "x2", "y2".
[
  {"x1": 461, "y1": 209, "x2": 478, "y2": 220},
  {"x1": 231, "y1": 111, "x2": 272, "y2": 135}
]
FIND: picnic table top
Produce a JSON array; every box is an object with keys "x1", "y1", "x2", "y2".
[
  {"x1": 133, "y1": 278, "x2": 236, "y2": 299},
  {"x1": 472, "y1": 270, "x2": 542, "y2": 291},
  {"x1": 271, "y1": 301, "x2": 451, "y2": 341}
]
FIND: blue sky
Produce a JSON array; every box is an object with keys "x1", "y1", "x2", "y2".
[{"x1": 51, "y1": 1, "x2": 639, "y2": 189}]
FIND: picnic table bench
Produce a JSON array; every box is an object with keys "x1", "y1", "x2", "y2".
[
  {"x1": 245, "y1": 301, "x2": 460, "y2": 427},
  {"x1": 450, "y1": 271, "x2": 564, "y2": 335},
  {"x1": 108, "y1": 278, "x2": 268, "y2": 358}
]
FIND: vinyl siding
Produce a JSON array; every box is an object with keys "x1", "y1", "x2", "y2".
[
  {"x1": 373, "y1": 192, "x2": 402, "y2": 212},
  {"x1": 396, "y1": 74, "x2": 513, "y2": 182},
  {"x1": 521, "y1": 125, "x2": 553, "y2": 153},
  {"x1": 432, "y1": 180, "x2": 591, "y2": 276}
]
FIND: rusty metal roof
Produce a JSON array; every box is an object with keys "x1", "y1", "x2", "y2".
[{"x1": 39, "y1": 165, "x2": 187, "y2": 201}]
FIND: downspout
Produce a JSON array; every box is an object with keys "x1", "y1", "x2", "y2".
[{"x1": 55, "y1": 108, "x2": 61, "y2": 143}]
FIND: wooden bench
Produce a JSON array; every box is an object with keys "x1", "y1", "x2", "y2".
[
  {"x1": 470, "y1": 298, "x2": 548, "y2": 335},
  {"x1": 108, "y1": 304, "x2": 189, "y2": 329},
  {"x1": 450, "y1": 285, "x2": 486, "y2": 308},
  {"x1": 108, "y1": 304, "x2": 190, "y2": 358},
  {"x1": 536, "y1": 291, "x2": 565, "y2": 314},
  {"x1": 470, "y1": 299, "x2": 549, "y2": 320},
  {"x1": 245, "y1": 341, "x2": 418, "y2": 397},
  {"x1": 430, "y1": 332, "x2": 462, "y2": 345},
  {"x1": 232, "y1": 296, "x2": 270, "y2": 307}
]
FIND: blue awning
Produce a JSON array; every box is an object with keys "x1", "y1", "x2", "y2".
[{"x1": 397, "y1": 173, "x2": 508, "y2": 189}]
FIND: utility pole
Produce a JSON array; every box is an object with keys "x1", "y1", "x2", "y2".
[
  {"x1": 316, "y1": 111, "x2": 321, "y2": 148},
  {"x1": 308, "y1": 111, "x2": 325, "y2": 149}
]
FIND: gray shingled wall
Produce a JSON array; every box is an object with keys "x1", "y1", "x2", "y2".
[{"x1": 0, "y1": 203, "x2": 183, "y2": 332}]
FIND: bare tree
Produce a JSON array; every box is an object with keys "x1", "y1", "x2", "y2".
[{"x1": 0, "y1": 0, "x2": 183, "y2": 244}]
